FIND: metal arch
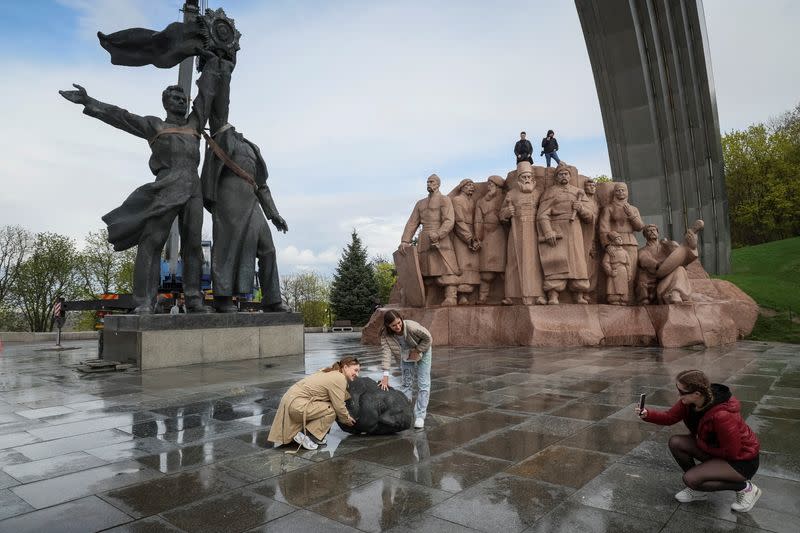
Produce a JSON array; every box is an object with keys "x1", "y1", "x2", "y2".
[{"x1": 575, "y1": 0, "x2": 730, "y2": 274}]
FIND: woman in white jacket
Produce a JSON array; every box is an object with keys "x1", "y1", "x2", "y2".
[{"x1": 379, "y1": 309, "x2": 433, "y2": 429}]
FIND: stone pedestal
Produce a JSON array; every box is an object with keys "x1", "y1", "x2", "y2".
[
  {"x1": 362, "y1": 279, "x2": 757, "y2": 349},
  {"x1": 103, "y1": 313, "x2": 304, "y2": 370}
]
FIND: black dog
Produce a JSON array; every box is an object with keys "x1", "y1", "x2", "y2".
[{"x1": 337, "y1": 377, "x2": 413, "y2": 435}]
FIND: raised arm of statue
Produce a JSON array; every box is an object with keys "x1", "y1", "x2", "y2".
[
  {"x1": 59, "y1": 83, "x2": 159, "y2": 140},
  {"x1": 628, "y1": 204, "x2": 645, "y2": 231},
  {"x1": 207, "y1": 57, "x2": 234, "y2": 135},
  {"x1": 187, "y1": 53, "x2": 225, "y2": 133}
]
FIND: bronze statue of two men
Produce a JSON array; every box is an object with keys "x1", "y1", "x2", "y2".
[{"x1": 60, "y1": 9, "x2": 288, "y2": 314}]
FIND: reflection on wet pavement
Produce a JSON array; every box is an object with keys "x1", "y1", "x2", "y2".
[
  {"x1": 310, "y1": 476, "x2": 451, "y2": 532},
  {"x1": 0, "y1": 334, "x2": 797, "y2": 531}
]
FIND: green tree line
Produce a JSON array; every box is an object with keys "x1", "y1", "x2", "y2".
[
  {"x1": 0, "y1": 226, "x2": 135, "y2": 332},
  {"x1": 1, "y1": 225, "x2": 396, "y2": 331},
  {"x1": 723, "y1": 102, "x2": 800, "y2": 247}
]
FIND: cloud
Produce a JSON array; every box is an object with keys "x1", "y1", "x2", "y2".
[
  {"x1": 7, "y1": 0, "x2": 797, "y2": 279},
  {"x1": 227, "y1": 0, "x2": 607, "y2": 183},
  {"x1": 278, "y1": 245, "x2": 339, "y2": 272},
  {"x1": 703, "y1": 0, "x2": 800, "y2": 131},
  {"x1": 56, "y1": 0, "x2": 176, "y2": 40}
]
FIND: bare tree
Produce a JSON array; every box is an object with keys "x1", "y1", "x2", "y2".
[{"x1": 0, "y1": 225, "x2": 32, "y2": 306}]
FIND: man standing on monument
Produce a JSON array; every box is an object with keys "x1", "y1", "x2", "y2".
[
  {"x1": 537, "y1": 163, "x2": 591, "y2": 304},
  {"x1": 451, "y1": 179, "x2": 480, "y2": 304},
  {"x1": 201, "y1": 51, "x2": 290, "y2": 313},
  {"x1": 474, "y1": 175, "x2": 507, "y2": 304},
  {"x1": 514, "y1": 131, "x2": 533, "y2": 164},
  {"x1": 499, "y1": 162, "x2": 546, "y2": 305},
  {"x1": 399, "y1": 174, "x2": 460, "y2": 306},
  {"x1": 541, "y1": 129, "x2": 561, "y2": 167},
  {"x1": 59, "y1": 51, "x2": 225, "y2": 314}
]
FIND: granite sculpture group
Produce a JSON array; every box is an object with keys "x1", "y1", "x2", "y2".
[
  {"x1": 59, "y1": 8, "x2": 288, "y2": 315},
  {"x1": 397, "y1": 161, "x2": 701, "y2": 309},
  {"x1": 366, "y1": 161, "x2": 758, "y2": 349}
]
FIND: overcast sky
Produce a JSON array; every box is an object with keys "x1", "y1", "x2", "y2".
[{"x1": 1, "y1": 0, "x2": 798, "y2": 277}]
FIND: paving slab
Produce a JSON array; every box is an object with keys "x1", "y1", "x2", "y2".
[
  {"x1": 1, "y1": 451, "x2": 107, "y2": 483},
  {"x1": 431, "y1": 473, "x2": 574, "y2": 533},
  {"x1": 160, "y1": 488, "x2": 295, "y2": 532},
  {"x1": 0, "y1": 495, "x2": 131, "y2": 533},
  {"x1": 310, "y1": 476, "x2": 451, "y2": 533},
  {"x1": 0, "y1": 335, "x2": 797, "y2": 532},
  {"x1": 11, "y1": 460, "x2": 162, "y2": 509}
]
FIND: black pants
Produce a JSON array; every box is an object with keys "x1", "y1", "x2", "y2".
[{"x1": 669, "y1": 434, "x2": 756, "y2": 492}]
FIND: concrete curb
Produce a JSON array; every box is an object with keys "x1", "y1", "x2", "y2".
[{"x1": 0, "y1": 331, "x2": 99, "y2": 343}]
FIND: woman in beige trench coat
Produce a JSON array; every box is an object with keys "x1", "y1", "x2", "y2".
[{"x1": 267, "y1": 356, "x2": 359, "y2": 450}]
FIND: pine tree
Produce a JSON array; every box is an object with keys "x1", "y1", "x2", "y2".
[{"x1": 329, "y1": 230, "x2": 379, "y2": 326}]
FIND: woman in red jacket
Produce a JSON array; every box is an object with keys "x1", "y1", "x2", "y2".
[{"x1": 636, "y1": 369, "x2": 762, "y2": 512}]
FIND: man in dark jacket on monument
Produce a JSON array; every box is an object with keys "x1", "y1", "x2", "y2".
[
  {"x1": 541, "y1": 129, "x2": 561, "y2": 167},
  {"x1": 514, "y1": 131, "x2": 533, "y2": 164}
]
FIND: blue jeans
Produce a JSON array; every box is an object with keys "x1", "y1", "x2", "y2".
[
  {"x1": 545, "y1": 151, "x2": 561, "y2": 167},
  {"x1": 400, "y1": 347, "x2": 431, "y2": 419}
]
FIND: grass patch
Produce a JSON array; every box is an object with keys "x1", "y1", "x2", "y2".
[
  {"x1": 717, "y1": 236, "x2": 800, "y2": 343},
  {"x1": 747, "y1": 313, "x2": 800, "y2": 344}
]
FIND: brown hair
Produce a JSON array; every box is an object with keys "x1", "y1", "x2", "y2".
[
  {"x1": 322, "y1": 356, "x2": 361, "y2": 373},
  {"x1": 676, "y1": 369, "x2": 713, "y2": 407},
  {"x1": 383, "y1": 309, "x2": 404, "y2": 335}
]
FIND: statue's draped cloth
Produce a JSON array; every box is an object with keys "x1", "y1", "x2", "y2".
[
  {"x1": 98, "y1": 22, "x2": 205, "y2": 68},
  {"x1": 98, "y1": 118, "x2": 203, "y2": 251}
]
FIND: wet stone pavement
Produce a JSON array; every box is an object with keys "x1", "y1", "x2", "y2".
[{"x1": 0, "y1": 334, "x2": 799, "y2": 532}]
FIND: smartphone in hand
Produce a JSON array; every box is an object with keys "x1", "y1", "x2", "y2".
[{"x1": 638, "y1": 393, "x2": 647, "y2": 412}]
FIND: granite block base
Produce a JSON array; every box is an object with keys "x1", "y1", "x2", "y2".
[
  {"x1": 103, "y1": 313, "x2": 304, "y2": 369},
  {"x1": 362, "y1": 279, "x2": 757, "y2": 349}
]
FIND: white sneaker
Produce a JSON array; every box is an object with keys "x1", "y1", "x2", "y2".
[
  {"x1": 674, "y1": 487, "x2": 708, "y2": 503},
  {"x1": 293, "y1": 432, "x2": 318, "y2": 450},
  {"x1": 414, "y1": 417, "x2": 425, "y2": 429},
  {"x1": 731, "y1": 483, "x2": 762, "y2": 512}
]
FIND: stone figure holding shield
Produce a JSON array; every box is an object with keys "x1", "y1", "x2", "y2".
[{"x1": 399, "y1": 175, "x2": 461, "y2": 306}]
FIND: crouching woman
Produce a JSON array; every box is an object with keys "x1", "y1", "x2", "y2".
[
  {"x1": 268, "y1": 356, "x2": 359, "y2": 450},
  {"x1": 637, "y1": 369, "x2": 762, "y2": 512}
]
